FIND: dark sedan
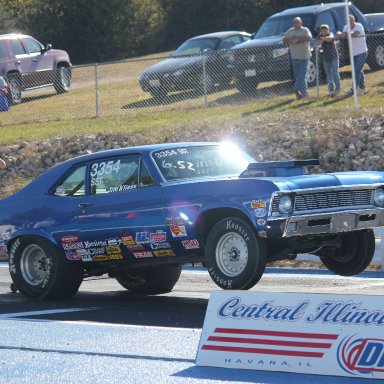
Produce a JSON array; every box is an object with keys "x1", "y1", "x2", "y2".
[{"x1": 139, "y1": 31, "x2": 251, "y2": 98}]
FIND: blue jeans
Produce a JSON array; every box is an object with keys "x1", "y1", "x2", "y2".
[
  {"x1": 323, "y1": 58, "x2": 340, "y2": 94},
  {"x1": 291, "y1": 59, "x2": 309, "y2": 96},
  {"x1": 353, "y1": 51, "x2": 368, "y2": 89}
]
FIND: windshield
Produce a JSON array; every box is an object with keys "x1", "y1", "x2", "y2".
[
  {"x1": 172, "y1": 37, "x2": 220, "y2": 57},
  {"x1": 255, "y1": 14, "x2": 314, "y2": 38},
  {"x1": 152, "y1": 144, "x2": 254, "y2": 181}
]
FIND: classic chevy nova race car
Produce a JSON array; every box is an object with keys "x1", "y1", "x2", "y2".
[{"x1": 1, "y1": 142, "x2": 384, "y2": 300}]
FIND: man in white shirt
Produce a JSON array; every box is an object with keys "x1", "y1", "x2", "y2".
[{"x1": 337, "y1": 15, "x2": 368, "y2": 95}]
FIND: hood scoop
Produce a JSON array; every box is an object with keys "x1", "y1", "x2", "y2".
[{"x1": 239, "y1": 159, "x2": 320, "y2": 177}]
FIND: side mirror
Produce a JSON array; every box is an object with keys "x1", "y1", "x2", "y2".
[{"x1": 46, "y1": 43, "x2": 52, "y2": 51}]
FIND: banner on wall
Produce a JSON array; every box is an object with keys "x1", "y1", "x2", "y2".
[{"x1": 196, "y1": 291, "x2": 384, "y2": 380}]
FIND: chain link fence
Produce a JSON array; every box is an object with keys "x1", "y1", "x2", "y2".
[{"x1": 1, "y1": 33, "x2": 383, "y2": 127}]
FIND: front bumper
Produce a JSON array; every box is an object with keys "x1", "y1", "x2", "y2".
[{"x1": 266, "y1": 208, "x2": 384, "y2": 238}]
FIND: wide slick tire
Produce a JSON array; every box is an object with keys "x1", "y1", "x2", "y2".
[
  {"x1": 319, "y1": 229, "x2": 375, "y2": 276},
  {"x1": 115, "y1": 264, "x2": 182, "y2": 294},
  {"x1": 205, "y1": 217, "x2": 267, "y2": 290},
  {"x1": 8, "y1": 236, "x2": 83, "y2": 300}
]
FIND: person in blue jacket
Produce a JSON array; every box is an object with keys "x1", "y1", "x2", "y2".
[{"x1": 0, "y1": 76, "x2": 10, "y2": 111}]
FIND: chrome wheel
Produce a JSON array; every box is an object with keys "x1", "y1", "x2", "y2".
[
  {"x1": 20, "y1": 244, "x2": 51, "y2": 286},
  {"x1": 215, "y1": 232, "x2": 248, "y2": 277},
  {"x1": 305, "y1": 60, "x2": 317, "y2": 84},
  {"x1": 7, "y1": 75, "x2": 22, "y2": 104}
]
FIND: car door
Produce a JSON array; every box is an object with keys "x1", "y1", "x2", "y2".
[
  {"x1": 8, "y1": 38, "x2": 32, "y2": 87},
  {"x1": 21, "y1": 36, "x2": 53, "y2": 87},
  {"x1": 69, "y1": 154, "x2": 168, "y2": 263}
]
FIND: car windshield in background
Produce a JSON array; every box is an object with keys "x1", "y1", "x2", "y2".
[
  {"x1": 171, "y1": 38, "x2": 220, "y2": 57},
  {"x1": 152, "y1": 144, "x2": 253, "y2": 181},
  {"x1": 255, "y1": 14, "x2": 314, "y2": 38}
]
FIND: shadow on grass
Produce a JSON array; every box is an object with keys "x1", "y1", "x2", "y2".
[
  {"x1": 213, "y1": 81, "x2": 294, "y2": 106},
  {"x1": 122, "y1": 89, "x2": 214, "y2": 109},
  {"x1": 20, "y1": 93, "x2": 57, "y2": 104}
]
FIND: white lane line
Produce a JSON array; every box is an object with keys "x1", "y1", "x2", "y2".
[
  {"x1": 0, "y1": 345, "x2": 195, "y2": 363},
  {"x1": 0, "y1": 308, "x2": 94, "y2": 319}
]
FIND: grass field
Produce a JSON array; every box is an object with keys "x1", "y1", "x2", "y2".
[{"x1": 0, "y1": 54, "x2": 383, "y2": 146}]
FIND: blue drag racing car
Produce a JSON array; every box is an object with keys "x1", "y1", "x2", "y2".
[{"x1": 1, "y1": 142, "x2": 384, "y2": 300}]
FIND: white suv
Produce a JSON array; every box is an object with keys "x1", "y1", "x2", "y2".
[{"x1": 0, "y1": 33, "x2": 72, "y2": 104}]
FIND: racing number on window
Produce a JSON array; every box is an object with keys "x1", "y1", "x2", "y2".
[{"x1": 90, "y1": 160, "x2": 121, "y2": 177}]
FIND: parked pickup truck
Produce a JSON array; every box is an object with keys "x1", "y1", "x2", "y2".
[{"x1": 231, "y1": 3, "x2": 384, "y2": 93}]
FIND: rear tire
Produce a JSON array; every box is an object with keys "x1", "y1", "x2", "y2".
[
  {"x1": 205, "y1": 217, "x2": 267, "y2": 290},
  {"x1": 367, "y1": 42, "x2": 384, "y2": 70},
  {"x1": 319, "y1": 230, "x2": 375, "y2": 276},
  {"x1": 8, "y1": 236, "x2": 83, "y2": 300},
  {"x1": 6, "y1": 74, "x2": 22, "y2": 104},
  {"x1": 115, "y1": 264, "x2": 182, "y2": 294},
  {"x1": 235, "y1": 77, "x2": 258, "y2": 95}
]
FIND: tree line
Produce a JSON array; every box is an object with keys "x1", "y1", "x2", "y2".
[{"x1": 0, "y1": 0, "x2": 382, "y2": 65}]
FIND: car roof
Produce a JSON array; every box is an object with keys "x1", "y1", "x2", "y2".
[
  {"x1": 58, "y1": 141, "x2": 222, "y2": 167},
  {"x1": 269, "y1": 2, "x2": 345, "y2": 18},
  {"x1": 0, "y1": 33, "x2": 31, "y2": 40},
  {"x1": 188, "y1": 31, "x2": 251, "y2": 40}
]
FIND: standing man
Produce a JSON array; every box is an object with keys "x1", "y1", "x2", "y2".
[
  {"x1": 316, "y1": 24, "x2": 341, "y2": 97},
  {"x1": 283, "y1": 17, "x2": 312, "y2": 99},
  {"x1": 337, "y1": 15, "x2": 368, "y2": 95}
]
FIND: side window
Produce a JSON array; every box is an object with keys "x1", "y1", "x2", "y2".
[
  {"x1": 218, "y1": 36, "x2": 243, "y2": 50},
  {"x1": 10, "y1": 39, "x2": 26, "y2": 56},
  {"x1": 23, "y1": 37, "x2": 42, "y2": 54},
  {"x1": 54, "y1": 165, "x2": 86, "y2": 197},
  {"x1": 90, "y1": 156, "x2": 141, "y2": 195},
  {"x1": 316, "y1": 12, "x2": 336, "y2": 33},
  {"x1": 0, "y1": 41, "x2": 8, "y2": 60},
  {"x1": 139, "y1": 159, "x2": 155, "y2": 187}
]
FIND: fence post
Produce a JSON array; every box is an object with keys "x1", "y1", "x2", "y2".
[
  {"x1": 202, "y1": 55, "x2": 208, "y2": 106},
  {"x1": 95, "y1": 63, "x2": 99, "y2": 118},
  {"x1": 315, "y1": 45, "x2": 320, "y2": 98}
]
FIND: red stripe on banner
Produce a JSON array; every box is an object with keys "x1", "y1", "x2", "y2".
[
  {"x1": 207, "y1": 336, "x2": 333, "y2": 349},
  {"x1": 214, "y1": 327, "x2": 338, "y2": 340},
  {"x1": 201, "y1": 344, "x2": 324, "y2": 358}
]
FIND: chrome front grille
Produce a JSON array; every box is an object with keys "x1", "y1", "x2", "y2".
[{"x1": 272, "y1": 189, "x2": 374, "y2": 214}]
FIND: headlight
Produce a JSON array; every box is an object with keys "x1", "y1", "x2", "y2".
[
  {"x1": 374, "y1": 188, "x2": 384, "y2": 207},
  {"x1": 278, "y1": 195, "x2": 293, "y2": 214},
  {"x1": 173, "y1": 69, "x2": 184, "y2": 76},
  {"x1": 272, "y1": 47, "x2": 289, "y2": 58}
]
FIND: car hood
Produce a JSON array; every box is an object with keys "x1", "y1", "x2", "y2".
[
  {"x1": 231, "y1": 36, "x2": 283, "y2": 50},
  {"x1": 273, "y1": 172, "x2": 384, "y2": 191},
  {"x1": 142, "y1": 56, "x2": 203, "y2": 76}
]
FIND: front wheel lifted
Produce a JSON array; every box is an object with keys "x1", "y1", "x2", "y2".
[
  {"x1": 319, "y1": 229, "x2": 375, "y2": 276},
  {"x1": 205, "y1": 217, "x2": 266, "y2": 290},
  {"x1": 8, "y1": 236, "x2": 83, "y2": 300}
]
